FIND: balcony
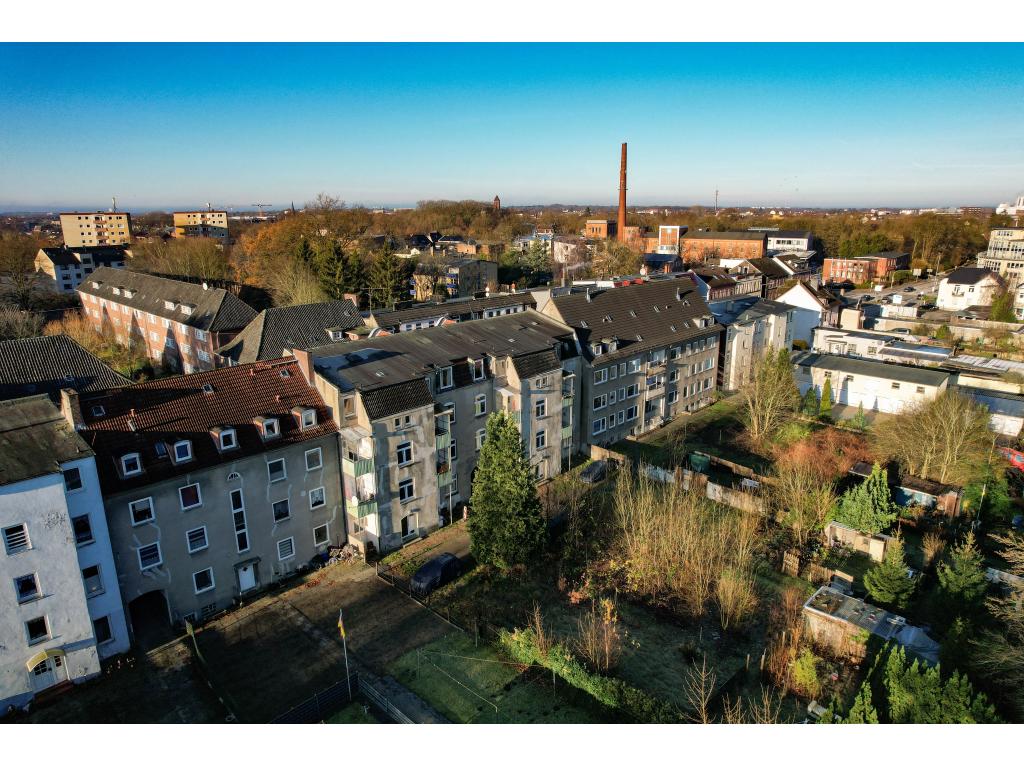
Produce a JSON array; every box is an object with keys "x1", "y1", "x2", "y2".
[
  {"x1": 354, "y1": 495, "x2": 378, "y2": 518},
  {"x1": 342, "y1": 456, "x2": 375, "y2": 477},
  {"x1": 437, "y1": 470, "x2": 453, "y2": 487},
  {"x1": 435, "y1": 431, "x2": 451, "y2": 452},
  {"x1": 562, "y1": 394, "x2": 574, "y2": 410},
  {"x1": 561, "y1": 424, "x2": 573, "y2": 440}
]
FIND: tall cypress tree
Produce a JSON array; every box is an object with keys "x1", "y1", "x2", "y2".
[
  {"x1": 468, "y1": 411, "x2": 547, "y2": 570},
  {"x1": 834, "y1": 462, "x2": 898, "y2": 534},
  {"x1": 863, "y1": 536, "x2": 916, "y2": 609},
  {"x1": 844, "y1": 684, "x2": 880, "y2": 723},
  {"x1": 819, "y1": 377, "x2": 834, "y2": 418}
]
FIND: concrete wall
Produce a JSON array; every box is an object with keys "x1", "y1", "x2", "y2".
[{"x1": 795, "y1": 363, "x2": 948, "y2": 414}]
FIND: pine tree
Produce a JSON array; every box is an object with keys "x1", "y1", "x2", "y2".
[
  {"x1": 367, "y1": 248, "x2": 407, "y2": 309},
  {"x1": 468, "y1": 411, "x2": 548, "y2": 570},
  {"x1": 800, "y1": 386, "x2": 820, "y2": 416},
  {"x1": 313, "y1": 241, "x2": 346, "y2": 300},
  {"x1": 844, "y1": 684, "x2": 879, "y2": 723},
  {"x1": 834, "y1": 462, "x2": 898, "y2": 534},
  {"x1": 341, "y1": 250, "x2": 365, "y2": 299},
  {"x1": 863, "y1": 536, "x2": 916, "y2": 609},
  {"x1": 937, "y1": 531, "x2": 989, "y2": 609},
  {"x1": 819, "y1": 377, "x2": 834, "y2": 419}
]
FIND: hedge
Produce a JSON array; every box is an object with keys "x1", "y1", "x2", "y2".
[{"x1": 498, "y1": 627, "x2": 681, "y2": 723}]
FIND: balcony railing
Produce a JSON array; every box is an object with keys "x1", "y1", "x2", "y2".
[
  {"x1": 342, "y1": 456, "x2": 375, "y2": 477},
  {"x1": 561, "y1": 424, "x2": 573, "y2": 440},
  {"x1": 355, "y1": 496, "x2": 377, "y2": 518},
  {"x1": 435, "y1": 431, "x2": 451, "y2": 452},
  {"x1": 437, "y1": 470, "x2": 453, "y2": 487}
]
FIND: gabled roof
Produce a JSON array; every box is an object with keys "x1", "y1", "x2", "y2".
[
  {"x1": 78, "y1": 358, "x2": 337, "y2": 493},
  {"x1": 0, "y1": 335, "x2": 130, "y2": 402},
  {"x1": 39, "y1": 245, "x2": 129, "y2": 267},
  {"x1": 77, "y1": 267, "x2": 257, "y2": 332},
  {"x1": 367, "y1": 293, "x2": 536, "y2": 329},
  {"x1": 215, "y1": 300, "x2": 361, "y2": 364},
  {"x1": 548, "y1": 278, "x2": 719, "y2": 362},
  {"x1": 0, "y1": 395, "x2": 94, "y2": 486},
  {"x1": 944, "y1": 267, "x2": 1001, "y2": 286},
  {"x1": 743, "y1": 258, "x2": 791, "y2": 280}
]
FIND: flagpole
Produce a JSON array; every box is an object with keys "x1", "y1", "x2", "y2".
[{"x1": 338, "y1": 608, "x2": 351, "y2": 701}]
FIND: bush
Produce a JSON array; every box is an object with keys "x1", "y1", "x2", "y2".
[{"x1": 791, "y1": 647, "x2": 822, "y2": 698}]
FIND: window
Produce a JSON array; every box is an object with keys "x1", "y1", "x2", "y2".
[
  {"x1": 475, "y1": 428, "x2": 486, "y2": 450},
  {"x1": 129, "y1": 498, "x2": 154, "y2": 526},
  {"x1": 668, "y1": 390, "x2": 679, "y2": 404},
  {"x1": 121, "y1": 453, "x2": 142, "y2": 477},
  {"x1": 138, "y1": 542, "x2": 162, "y2": 570},
  {"x1": 26, "y1": 617, "x2": 49, "y2": 645},
  {"x1": 471, "y1": 358, "x2": 485, "y2": 381},
  {"x1": 90, "y1": 404, "x2": 106, "y2": 418},
  {"x1": 444, "y1": 402, "x2": 456, "y2": 423},
  {"x1": 535, "y1": 429, "x2": 547, "y2": 450},
  {"x1": 179, "y1": 483, "x2": 202, "y2": 510},
  {"x1": 593, "y1": 418, "x2": 607, "y2": 435},
  {"x1": 259, "y1": 417, "x2": 280, "y2": 440},
  {"x1": 299, "y1": 408, "x2": 317, "y2": 430},
  {"x1": 437, "y1": 366, "x2": 454, "y2": 390},
  {"x1": 473, "y1": 394, "x2": 487, "y2": 417},
  {"x1": 82, "y1": 565, "x2": 104, "y2": 597},
  {"x1": 277, "y1": 537, "x2": 295, "y2": 561},
  {"x1": 15, "y1": 574, "x2": 40, "y2": 603},
  {"x1": 186, "y1": 526, "x2": 209, "y2": 553},
  {"x1": 396, "y1": 441, "x2": 413, "y2": 465},
  {"x1": 626, "y1": 405, "x2": 638, "y2": 421},
  {"x1": 71, "y1": 514, "x2": 94, "y2": 545},
  {"x1": 628, "y1": 358, "x2": 641, "y2": 373},
  {"x1": 63, "y1": 467, "x2": 83, "y2": 492},
  {"x1": 342, "y1": 397, "x2": 356, "y2": 420},
  {"x1": 268, "y1": 458, "x2": 287, "y2": 483},
  {"x1": 594, "y1": 368, "x2": 608, "y2": 385},
  {"x1": 313, "y1": 524, "x2": 329, "y2": 547},
  {"x1": 173, "y1": 440, "x2": 193, "y2": 463},
  {"x1": 273, "y1": 499, "x2": 291, "y2": 522},
  {"x1": 535, "y1": 399, "x2": 546, "y2": 418},
  {"x1": 305, "y1": 448, "x2": 323, "y2": 471},
  {"x1": 891, "y1": 382, "x2": 901, "y2": 390},
  {"x1": 94, "y1": 616, "x2": 113, "y2": 645},
  {"x1": 593, "y1": 393, "x2": 608, "y2": 411},
  {"x1": 915, "y1": 385, "x2": 925, "y2": 394},
  {"x1": 399, "y1": 478, "x2": 415, "y2": 503},
  {"x1": 3, "y1": 524, "x2": 29, "y2": 554},
  {"x1": 230, "y1": 489, "x2": 249, "y2": 553},
  {"x1": 310, "y1": 487, "x2": 326, "y2": 509},
  {"x1": 219, "y1": 428, "x2": 237, "y2": 451},
  {"x1": 193, "y1": 567, "x2": 215, "y2": 594},
  {"x1": 626, "y1": 384, "x2": 639, "y2": 398}
]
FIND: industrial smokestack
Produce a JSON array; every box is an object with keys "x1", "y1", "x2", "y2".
[{"x1": 617, "y1": 143, "x2": 627, "y2": 243}]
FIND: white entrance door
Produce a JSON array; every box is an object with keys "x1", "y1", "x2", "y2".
[
  {"x1": 30, "y1": 655, "x2": 66, "y2": 692},
  {"x1": 237, "y1": 563, "x2": 257, "y2": 592}
]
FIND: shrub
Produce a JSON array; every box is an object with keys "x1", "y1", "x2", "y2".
[{"x1": 791, "y1": 647, "x2": 822, "y2": 698}]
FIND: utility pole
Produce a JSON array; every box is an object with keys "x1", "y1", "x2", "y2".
[
  {"x1": 714, "y1": 189, "x2": 719, "y2": 217},
  {"x1": 338, "y1": 609, "x2": 351, "y2": 700}
]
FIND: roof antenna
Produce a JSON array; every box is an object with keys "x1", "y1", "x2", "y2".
[{"x1": 111, "y1": 196, "x2": 117, "y2": 213}]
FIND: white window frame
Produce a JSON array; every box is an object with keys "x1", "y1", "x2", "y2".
[
  {"x1": 173, "y1": 440, "x2": 193, "y2": 463},
  {"x1": 219, "y1": 428, "x2": 238, "y2": 451},
  {"x1": 305, "y1": 447, "x2": 323, "y2": 471},
  {"x1": 313, "y1": 523, "x2": 330, "y2": 547},
  {"x1": 192, "y1": 567, "x2": 215, "y2": 595},
  {"x1": 129, "y1": 497, "x2": 155, "y2": 526},
  {"x1": 535, "y1": 399, "x2": 546, "y2": 418},
  {"x1": 272, "y1": 498, "x2": 291, "y2": 522},
  {"x1": 15, "y1": 573, "x2": 41, "y2": 603},
  {"x1": 535, "y1": 429, "x2": 547, "y2": 450},
  {"x1": 593, "y1": 393, "x2": 608, "y2": 411},
  {"x1": 437, "y1": 366, "x2": 454, "y2": 391},
  {"x1": 593, "y1": 418, "x2": 607, "y2": 436},
  {"x1": 138, "y1": 542, "x2": 163, "y2": 571},
  {"x1": 474, "y1": 394, "x2": 487, "y2": 417},
  {"x1": 186, "y1": 526, "x2": 209, "y2": 554},
  {"x1": 260, "y1": 417, "x2": 281, "y2": 440},
  {"x1": 594, "y1": 368, "x2": 608, "y2": 385},
  {"x1": 277, "y1": 537, "x2": 295, "y2": 561},
  {"x1": 300, "y1": 408, "x2": 317, "y2": 430},
  {"x1": 178, "y1": 483, "x2": 203, "y2": 511},
  {"x1": 396, "y1": 441, "x2": 413, "y2": 466},
  {"x1": 268, "y1": 458, "x2": 287, "y2": 483},
  {"x1": 121, "y1": 452, "x2": 142, "y2": 477},
  {"x1": 309, "y1": 486, "x2": 326, "y2": 509},
  {"x1": 230, "y1": 488, "x2": 249, "y2": 554},
  {"x1": 475, "y1": 429, "x2": 486, "y2": 451},
  {"x1": 471, "y1": 358, "x2": 485, "y2": 381}
]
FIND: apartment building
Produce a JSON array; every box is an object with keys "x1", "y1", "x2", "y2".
[
  {"x1": 411, "y1": 258, "x2": 499, "y2": 301},
  {"x1": 77, "y1": 267, "x2": 257, "y2": 372},
  {"x1": 0, "y1": 335, "x2": 129, "y2": 402},
  {"x1": 727, "y1": 257, "x2": 792, "y2": 299},
  {"x1": 59, "y1": 212, "x2": 132, "y2": 248},
  {"x1": 792, "y1": 351, "x2": 950, "y2": 414},
  {"x1": 216, "y1": 300, "x2": 361, "y2": 365},
  {"x1": 76, "y1": 359, "x2": 342, "y2": 634},
  {"x1": 365, "y1": 293, "x2": 537, "y2": 334},
  {"x1": 776, "y1": 281, "x2": 842, "y2": 347},
  {"x1": 543, "y1": 278, "x2": 721, "y2": 446},
  {"x1": 822, "y1": 252, "x2": 910, "y2": 285},
  {"x1": 936, "y1": 267, "x2": 1005, "y2": 312},
  {"x1": 763, "y1": 230, "x2": 814, "y2": 253},
  {"x1": 172, "y1": 210, "x2": 230, "y2": 241},
  {"x1": 711, "y1": 297, "x2": 794, "y2": 391},
  {"x1": 977, "y1": 228, "x2": 1024, "y2": 288},
  {"x1": 34, "y1": 245, "x2": 128, "y2": 293},
  {"x1": 0, "y1": 396, "x2": 129, "y2": 711},
  {"x1": 680, "y1": 231, "x2": 767, "y2": 263},
  {"x1": 302, "y1": 311, "x2": 581, "y2": 555}
]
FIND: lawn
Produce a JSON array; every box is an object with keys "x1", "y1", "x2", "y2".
[
  {"x1": 388, "y1": 632, "x2": 611, "y2": 723},
  {"x1": 324, "y1": 701, "x2": 383, "y2": 724}
]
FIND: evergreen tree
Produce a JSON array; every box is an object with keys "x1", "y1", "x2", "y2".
[
  {"x1": 341, "y1": 250, "x2": 366, "y2": 299},
  {"x1": 882, "y1": 645, "x2": 999, "y2": 723},
  {"x1": 468, "y1": 411, "x2": 548, "y2": 570},
  {"x1": 800, "y1": 386, "x2": 819, "y2": 416},
  {"x1": 937, "y1": 531, "x2": 989, "y2": 610},
  {"x1": 313, "y1": 241, "x2": 346, "y2": 300},
  {"x1": 819, "y1": 377, "x2": 834, "y2": 419},
  {"x1": 367, "y1": 248, "x2": 407, "y2": 309},
  {"x1": 844, "y1": 684, "x2": 879, "y2": 723},
  {"x1": 294, "y1": 237, "x2": 314, "y2": 265},
  {"x1": 834, "y1": 462, "x2": 898, "y2": 534},
  {"x1": 863, "y1": 536, "x2": 916, "y2": 609}
]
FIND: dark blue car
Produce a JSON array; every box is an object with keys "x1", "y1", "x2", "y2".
[{"x1": 410, "y1": 552, "x2": 462, "y2": 596}]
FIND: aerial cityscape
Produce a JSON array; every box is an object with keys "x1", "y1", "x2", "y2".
[{"x1": 3, "y1": 38, "x2": 1024, "y2": 748}]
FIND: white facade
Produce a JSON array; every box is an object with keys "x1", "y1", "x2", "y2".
[
  {"x1": 937, "y1": 272, "x2": 1004, "y2": 312},
  {"x1": 793, "y1": 353, "x2": 950, "y2": 414},
  {"x1": 767, "y1": 233, "x2": 813, "y2": 252},
  {"x1": 776, "y1": 282, "x2": 830, "y2": 347}
]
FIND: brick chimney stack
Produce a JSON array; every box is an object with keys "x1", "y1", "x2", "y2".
[{"x1": 617, "y1": 142, "x2": 627, "y2": 242}]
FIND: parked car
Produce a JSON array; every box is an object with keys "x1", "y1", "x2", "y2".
[
  {"x1": 903, "y1": 286, "x2": 916, "y2": 292},
  {"x1": 579, "y1": 459, "x2": 609, "y2": 484},
  {"x1": 410, "y1": 553, "x2": 462, "y2": 596},
  {"x1": 892, "y1": 327, "x2": 912, "y2": 335}
]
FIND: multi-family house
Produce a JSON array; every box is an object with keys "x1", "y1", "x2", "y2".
[
  {"x1": 822, "y1": 252, "x2": 910, "y2": 286},
  {"x1": 0, "y1": 335, "x2": 129, "y2": 402},
  {"x1": 812, "y1": 327, "x2": 953, "y2": 367},
  {"x1": 215, "y1": 300, "x2": 362, "y2": 365},
  {"x1": 75, "y1": 359, "x2": 342, "y2": 634},
  {"x1": 34, "y1": 245, "x2": 129, "y2": 293},
  {"x1": 775, "y1": 280, "x2": 842, "y2": 347},
  {"x1": 680, "y1": 231, "x2": 767, "y2": 263},
  {"x1": 172, "y1": 211, "x2": 229, "y2": 242},
  {"x1": 364, "y1": 293, "x2": 537, "y2": 334},
  {"x1": 936, "y1": 267, "x2": 1006, "y2": 312},
  {"x1": 299, "y1": 311, "x2": 581, "y2": 555},
  {"x1": 0, "y1": 395, "x2": 129, "y2": 711},
  {"x1": 77, "y1": 266, "x2": 257, "y2": 373},
  {"x1": 542, "y1": 278, "x2": 721, "y2": 446},
  {"x1": 59, "y1": 212, "x2": 132, "y2": 248},
  {"x1": 710, "y1": 297, "x2": 794, "y2": 391},
  {"x1": 727, "y1": 257, "x2": 792, "y2": 299}
]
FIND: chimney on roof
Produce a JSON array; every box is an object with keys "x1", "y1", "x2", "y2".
[
  {"x1": 59, "y1": 388, "x2": 84, "y2": 431},
  {"x1": 676, "y1": 287, "x2": 685, "y2": 301},
  {"x1": 617, "y1": 142, "x2": 627, "y2": 243}
]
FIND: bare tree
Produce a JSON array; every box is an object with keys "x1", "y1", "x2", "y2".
[
  {"x1": 973, "y1": 531, "x2": 1024, "y2": 719},
  {"x1": 741, "y1": 349, "x2": 799, "y2": 446},
  {"x1": 0, "y1": 303, "x2": 43, "y2": 340},
  {"x1": 682, "y1": 654, "x2": 717, "y2": 723},
  {"x1": 768, "y1": 455, "x2": 837, "y2": 547}
]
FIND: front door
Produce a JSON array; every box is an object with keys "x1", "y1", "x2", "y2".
[
  {"x1": 30, "y1": 655, "x2": 66, "y2": 692},
  {"x1": 237, "y1": 563, "x2": 257, "y2": 592}
]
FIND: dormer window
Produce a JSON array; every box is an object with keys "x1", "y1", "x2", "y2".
[
  {"x1": 121, "y1": 453, "x2": 142, "y2": 477},
  {"x1": 164, "y1": 300, "x2": 176, "y2": 311},
  {"x1": 257, "y1": 417, "x2": 280, "y2": 440},
  {"x1": 436, "y1": 366, "x2": 454, "y2": 391},
  {"x1": 292, "y1": 406, "x2": 317, "y2": 430},
  {"x1": 179, "y1": 304, "x2": 194, "y2": 315},
  {"x1": 216, "y1": 427, "x2": 238, "y2": 451},
  {"x1": 327, "y1": 328, "x2": 346, "y2": 342},
  {"x1": 91, "y1": 405, "x2": 106, "y2": 418},
  {"x1": 470, "y1": 358, "x2": 485, "y2": 381},
  {"x1": 123, "y1": 289, "x2": 134, "y2": 298},
  {"x1": 172, "y1": 440, "x2": 193, "y2": 464}
]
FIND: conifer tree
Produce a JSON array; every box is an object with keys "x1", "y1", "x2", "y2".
[
  {"x1": 800, "y1": 386, "x2": 819, "y2": 417},
  {"x1": 844, "y1": 684, "x2": 879, "y2": 723},
  {"x1": 313, "y1": 241, "x2": 346, "y2": 300},
  {"x1": 834, "y1": 462, "x2": 898, "y2": 534},
  {"x1": 937, "y1": 531, "x2": 989, "y2": 609},
  {"x1": 863, "y1": 536, "x2": 916, "y2": 609},
  {"x1": 468, "y1": 411, "x2": 548, "y2": 570},
  {"x1": 819, "y1": 377, "x2": 834, "y2": 418},
  {"x1": 367, "y1": 247, "x2": 407, "y2": 309}
]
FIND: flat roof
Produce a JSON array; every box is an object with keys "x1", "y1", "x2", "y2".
[{"x1": 793, "y1": 351, "x2": 951, "y2": 387}]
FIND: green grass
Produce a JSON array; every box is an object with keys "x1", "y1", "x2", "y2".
[
  {"x1": 324, "y1": 701, "x2": 382, "y2": 724},
  {"x1": 820, "y1": 548, "x2": 874, "y2": 588},
  {"x1": 388, "y1": 632, "x2": 608, "y2": 723}
]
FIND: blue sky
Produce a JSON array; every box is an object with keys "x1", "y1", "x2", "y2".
[{"x1": 1, "y1": 43, "x2": 1022, "y2": 211}]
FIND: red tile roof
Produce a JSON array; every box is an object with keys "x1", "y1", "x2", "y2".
[{"x1": 79, "y1": 357, "x2": 337, "y2": 493}]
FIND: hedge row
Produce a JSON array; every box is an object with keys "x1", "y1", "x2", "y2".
[{"x1": 498, "y1": 627, "x2": 680, "y2": 723}]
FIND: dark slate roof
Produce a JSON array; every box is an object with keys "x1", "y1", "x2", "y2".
[
  {"x1": 764, "y1": 230, "x2": 813, "y2": 239},
  {"x1": 0, "y1": 335, "x2": 130, "y2": 402},
  {"x1": 683, "y1": 231, "x2": 767, "y2": 241},
  {"x1": 511, "y1": 348, "x2": 562, "y2": 379},
  {"x1": 367, "y1": 293, "x2": 537, "y2": 330},
  {"x1": 944, "y1": 267, "x2": 1000, "y2": 286},
  {"x1": 744, "y1": 258, "x2": 791, "y2": 280},
  {"x1": 548, "y1": 278, "x2": 719, "y2": 362},
  {"x1": 0, "y1": 395, "x2": 94, "y2": 485},
  {"x1": 734, "y1": 298, "x2": 794, "y2": 323},
  {"x1": 77, "y1": 267, "x2": 257, "y2": 333},
  {"x1": 39, "y1": 245, "x2": 128, "y2": 267},
  {"x1": 78, "y1": 358, "x2": 337, "y2": 494},
  {"x1": 215, "y1": 300, "x2": 361, "y2": 364},
  {"x1": 361, "y1": 379, "x2": 436, "y2": 421},
  {"x1": 792, "y1": 351, "x2": 951, "y2": 387}
]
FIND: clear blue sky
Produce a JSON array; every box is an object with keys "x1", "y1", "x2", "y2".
[{"x1": 1, "y1": 43, "x2": 1022, "y2": 211}]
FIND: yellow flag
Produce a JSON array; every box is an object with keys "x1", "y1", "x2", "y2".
[{"x1": 337, "y1": 610, "x2": 345, "y2": 640}]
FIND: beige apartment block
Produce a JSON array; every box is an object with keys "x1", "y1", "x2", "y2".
[
  {"x1": 173, "y1": 210, "x2": 229, "y2": 241},
  {"x1": 60, "y1": 212, "x2": 133, "y2": 247}
]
